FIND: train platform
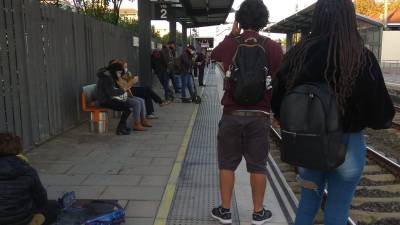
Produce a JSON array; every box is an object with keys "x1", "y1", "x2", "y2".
[{"x1": 27, "y1": 68, "x2": 295, "y2": 225}]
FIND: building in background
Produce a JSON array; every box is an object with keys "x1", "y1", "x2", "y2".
[{"x1": 119, "y1": 8, "x2": 138, "y2": 21}]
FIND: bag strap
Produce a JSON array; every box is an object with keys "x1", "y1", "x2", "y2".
[
  {"x1": 255, "y1": 36, "x2": 267, "y2": 51},
  {"x1": 234, "y1": 36, "x2": 245, "y2": 45}
]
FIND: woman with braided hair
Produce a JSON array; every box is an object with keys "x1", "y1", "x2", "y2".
[{"x1": 271, "y1": 0, "x2": 395, "y2": 224}]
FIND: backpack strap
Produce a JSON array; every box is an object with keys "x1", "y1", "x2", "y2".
[
  {"x1": 256, "y1": 36, "x2": 268, "y2": 51},
  {"x1": 234, "y1": 36, "x2": 245, "y2": 45}
]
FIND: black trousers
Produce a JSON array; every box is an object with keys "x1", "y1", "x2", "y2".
[
  {"x1": 99, "y1": 99, "x2": 131, "y2": 129},
  {"x1": 198, "y1": 66, "x2": 205, "y2": 85},
  {"x1": 168, "y1": 71, "x2": 179, "y2": 93},
  {"x1": 132, "y1": 86, "x2": 163, "y2": 115},
  {"x1": 193, "y1": 66, "x2": 198, "y2": 77}
]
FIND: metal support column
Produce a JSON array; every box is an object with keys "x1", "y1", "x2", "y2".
[
  {"x1": 138, "y1": 0, "x2": 152, "y2": 86},
  {"x1": 286, "y1": 33, "x2": 293, "y2": 50},
  {"x1": 169, "y1": 19, "x2": 177, "y2": 43},
  {"x1": 182, "y1": 24, "x2": 187, "y2": 47}
]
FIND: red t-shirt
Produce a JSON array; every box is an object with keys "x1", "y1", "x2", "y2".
[{"x1": 211, "y1": 30, "x2": 283, "y2": 113}]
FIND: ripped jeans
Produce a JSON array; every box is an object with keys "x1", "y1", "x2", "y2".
[{"x1": 294, "y1": 132, "x2": 366, "y2": 225}]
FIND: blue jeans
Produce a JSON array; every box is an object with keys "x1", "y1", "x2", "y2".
[
  {"x1": 156, "y1": 71, "x2": 172, "y2": 100},
  {"x1": 126, "y1": 97, "x2": 146, "y2": 122},
  {"x1": 174, "y1": 74, "x2": 182, "y2": 92},
  {"x1": 180, "y1": 73, "x2": 195, "y2": 99},
  {"x1": 294, "y1": 132, "x2": 366, "y2": 225}
]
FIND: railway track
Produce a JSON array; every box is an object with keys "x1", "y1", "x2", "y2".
[
  {"x1": 393, "y1": 105, "x2": 400, "y2": 130},
  {"x1": 269, "y1": 127, "x2": 400, "y2": 225}
]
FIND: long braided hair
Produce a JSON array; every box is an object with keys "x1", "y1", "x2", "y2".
[{"x1": 283, "y1": 0, "x2": 366, "y2": 113}]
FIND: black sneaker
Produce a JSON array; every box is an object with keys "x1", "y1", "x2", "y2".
[
  {"x1": 116, "y1": 128, "x2": 130, "y2": 135},
  {"x1": 181, "y1": 98, "x2": 192, "y2": 103},
  {"x1": 211, "y1": 206, "x2": 232, "y2": 224},
  {"x1": 252, "y1": 208, "x2": 272, "y2": 225}
]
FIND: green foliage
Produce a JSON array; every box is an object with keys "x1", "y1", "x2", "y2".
[
  {"x1": 39, "y1": 0, "x2": 162, "y2": 42},
  {"x1": 161, "y1": 32, "x2": 183, "y2": 46},
  {"x1": 83, "y1": 4, "x2": 118, "y2": 24}
]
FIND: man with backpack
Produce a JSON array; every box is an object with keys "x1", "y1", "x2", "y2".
[{"x1": 210, "y1": 0, "x2": 283, "y2": 224}]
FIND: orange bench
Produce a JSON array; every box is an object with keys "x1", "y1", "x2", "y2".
[{"x1": 81, "y1": 84, "x2": 109, "y2": 133}]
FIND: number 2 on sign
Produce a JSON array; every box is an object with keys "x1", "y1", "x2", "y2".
[{"x1": 161, "y1": 9, "x2": 167, "y2": 19}]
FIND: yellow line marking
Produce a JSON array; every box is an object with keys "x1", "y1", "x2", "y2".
[{"x1": 153, "y1": 104, "x2": 200, "y2": 225}]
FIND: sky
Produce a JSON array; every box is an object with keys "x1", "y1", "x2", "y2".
[{"x1": 123, "y1": 0, "x2": 318, "y2": 44}]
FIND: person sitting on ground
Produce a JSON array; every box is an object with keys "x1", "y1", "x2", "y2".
[
  {"x1": 179, "y1": 45, "x2": 196, "y2": 103},
  {"x1": 0, "y1": 133, "x2": 58, "y2": 225}
]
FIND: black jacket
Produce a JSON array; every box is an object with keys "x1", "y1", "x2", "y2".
[
  {"x1": 151, "y1": 49, "x2": 168, "y2": 74},
  {"x1": 0, "y1": 155, "x2": 47, "y2": 225},
  {"x1": 96, "y1": 68, "x2": 125, "y2": 103},
  {"x1": 195, "y1": 52, "x2": 206, "y2": 69},
  {"x1": 272, "y1": 39, "x2": 395, "y2": 132},
  {"x1": 180, "y1": 50, "x2": 194, "y2": 74}
]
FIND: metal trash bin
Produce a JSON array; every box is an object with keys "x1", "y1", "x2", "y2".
[{"x1": 89, "y1": 111, "x2": 108, "y2": 133}]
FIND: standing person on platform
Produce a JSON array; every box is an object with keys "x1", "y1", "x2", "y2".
[
  {"x1": 179, "y1": 45, "x2": 196, "y2": 103},
  {"x1": 167, "y1": 40, "x2": 181, "y2": 94},
  {"x1": 210, "y1": 0, "x2": 283, "y2": 224},
  {"x1": 271, "y1": 0, "x2": 395, "y2": 225},
  {"x1": 151, "y1": 45, "x2": 173, "y2": 101},
  {"x1": 196, "y1": 48, "x2": 207, "y2": 86}
]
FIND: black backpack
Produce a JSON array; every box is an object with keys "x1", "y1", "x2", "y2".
[
  {"x1": 230, "y1": 36, "x2": 269, "y2": 105},
  {"x1": 279, "y1": 82, "x2": 346, "y2": 170}
]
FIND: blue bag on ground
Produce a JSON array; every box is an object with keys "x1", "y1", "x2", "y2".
[{"x1": 56, "y1": 192, "x2": 125, "y2": 225}]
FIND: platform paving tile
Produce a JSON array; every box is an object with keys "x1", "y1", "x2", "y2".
[
  {"x1": 39, "y1": 174, "x2": 88, "y2": 186},
  {"x1": 120, "y1": 165, "x2": 173, "y2": 176},
  {"x1": 46, "y1": 185, "x2": 106, "y2": 200},
  {"x1": 100, "y1": 186, "x2": 164, "y2": 200},
  {"x1": 133, "y1": 150, "x2": 178, "y2": 158},
  {"x1": 81, "y1": 175, "x2": 142, "y2": 186},
  {"x1": 67, "y1": 163, "x2": 123, "y2": 175},
  {"x1": 124, "y1": 157, "x2": 154, "y2": 165},
  {"x1": 125, "y1": 201, "x2": 160, "y2": 217},
  {"x1": 125, "y1": 217, "x2": 154, "y2": 225},
  {"x1": 31, "y1": 163, "x2": 73, "y2": 174},
  {"x1": 140, "y1": 175, "x2": 169, "y2": 186},
  {"x1": 151, "y1": 157, "x2": 175, "y2": 166},
  {"x1": 26, "y1": 97, "x2": 196, "y2": 223}
]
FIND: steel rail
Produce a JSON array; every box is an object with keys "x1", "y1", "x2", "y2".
[{"x1": 269, "y1": 127, "x2": 400, "y2": 225}]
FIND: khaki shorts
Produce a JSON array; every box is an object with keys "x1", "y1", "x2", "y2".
[{"x1": 217, "y1": 114, "x2": 270, "y2": 174}]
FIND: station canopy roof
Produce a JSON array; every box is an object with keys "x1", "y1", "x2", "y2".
[
  {"x1": 155, "y1": 0, "x2": 234, "y2": 28},
  {"x1": 266, "y1": 3, "x2": 383, "y2": 34}
]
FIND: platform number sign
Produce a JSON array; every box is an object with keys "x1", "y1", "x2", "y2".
[
  {"x1": 160, "y1": 4, "x2": 168, "y2": 19},
  {"x1": 153, "y1": 3, "x2": 170, "y2": 20}
]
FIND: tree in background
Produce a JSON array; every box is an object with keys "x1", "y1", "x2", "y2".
[
  {"x1": 389, "y1": 0, "x2": 400, "y2": 11},
  {"x1": 161, "y1": 32, "x2": 183, "y2": 46},
  {"x1": 39, "y1": 0, "x2": 163, "y2": 42},
  {"x1": 355, "y1": 0, "x2": 400, "y2": 17},
  {"x1": 355, "y1": 0, "x2": 383, "y2": 16}
]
